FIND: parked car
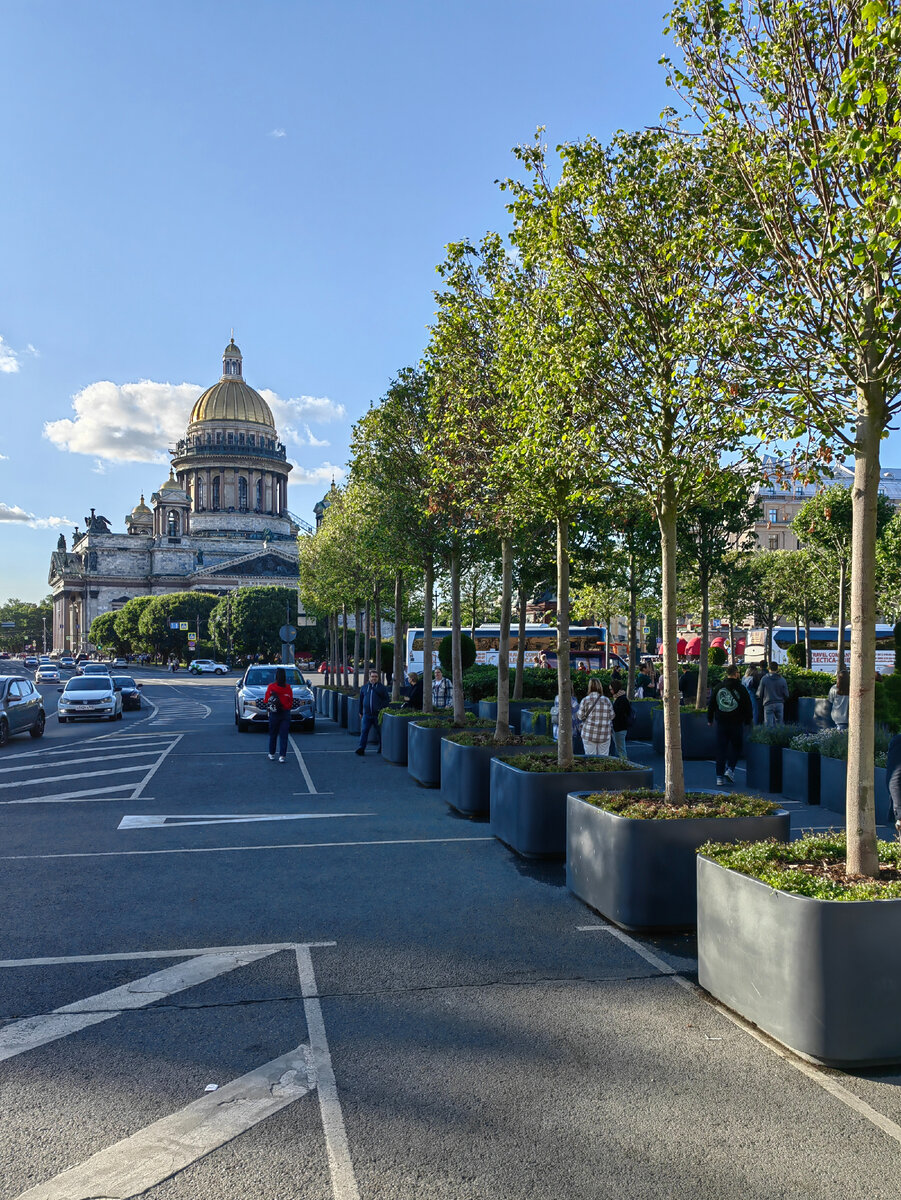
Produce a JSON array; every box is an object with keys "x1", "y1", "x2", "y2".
[
  {"x1": 0, "y1": 676, "x2": 45, "y2": 745},
  {"x1": 189, "y1": 659, "x2": 228, "y2": 675},
  {"x1": 234, "y1": 665, "x2": 315, "y2": 732},
  {"x1": 35, "y1": 665, "x2": 61, "y2": 684},
  {"x1": 0, "y1": 652, "x2": 9, "y2": 660},
  {"x1": 111, "y1": 675, "x2": 143, "y2": 710},
  {"x1": 57, "y1": 676, "x2": 123, "y2": 722}
]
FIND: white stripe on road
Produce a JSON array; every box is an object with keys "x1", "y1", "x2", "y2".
[
  {"x1": 1, "y1": 784, "x2": 154, "y2": 806},
  {"x1": 289, "y1": 735, "x2": 318, "y2": 793},
  {"x1": 0, "y1": 836, "x2": 496, "y2": 860},
  {"x1": 12, "y1": 1044, "x2": 314, "y2": 1200},
  {"x1": 131, "y1": 733, "x2": 180, "y2": 799},
  {"x1": 0, "y1": 950, "x2": 271, "y2": 1063},
  {"x1": 0, "y1": 765, "x2": 149, "y2": 791},
  {"x1": 0, "y1": 942, "x2": 336, "y2": 968},
  {"x1": 117, "y1": 812, "x2": 372, "y2": 829},
  {"x1": 0, "y1": 751, "x2": 159, "y2": 776}
]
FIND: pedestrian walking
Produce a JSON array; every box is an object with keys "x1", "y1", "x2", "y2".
[
  {"x1": 263, "y1": 666, "x2": 294, "y2": 763},
  {"x1": 404, "y1": 672, "x2": 424, "y2": 710},
  {"x1": 432, "y1": 667, "x2": 452, "y2": 710},
  {"x1": 610, "y1": 681, "x2": 632, "y2": 759},
  {"x1": 577, "y1": 679, "x2": 613, "y2": 757},
  {"x1": 742, "y1": 664, "x2": 761, "y2": 724},
  {"x1": 707, "y1": 664, "x2": 753, "y2": 786},
  {"x1": 356, "y1": 669, "x2": 390, "y2": 755},
  {"x1": 757, "y1": 662, "x2": 789, "y2": 725},
  {"x1": 827, "y1": 670, "x2": 850, "y2": 731}
]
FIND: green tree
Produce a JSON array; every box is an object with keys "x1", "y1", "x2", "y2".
[
  {"x1": 209, "y1": 586, "x2": 304, "y2": 661},
  {"x1": 667, "y1": 0, "x2": 901, "y2": 872},
  {"x1": 0, "y1": 597, "x2": 53, "y2": 653},
  {"x1": 113, "y1": 596, "x2": 155, "y2": 654},
  {"x1": 138, "y1": 593, "x2": 220, "y2": 660},
  {"x1": 877, "y1": 510, "x2": 901, "y2": 621},
  {"x1": 88, "y1": 611, "x2": 124, "y2": 655}
]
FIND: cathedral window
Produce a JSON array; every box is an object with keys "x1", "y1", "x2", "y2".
[
  {"x1": 206, "y1": 433, "x2": 212, "y2": 444},
  {"x1": 216, "y1": 431, "x2": 222, "y2": 444},
  {"x1": 167, "y1": 510, "x2": 180, "y2": 537},
  {"x1": 249, "y1": 435, "x2": 255, "y2": 446},
  {"x1": 239, "y1": 432, "x2": 244, "y2": 444},
  {"x1": 227, "y1": 432, "x2": 233, "y2": 444},
  {"x1": 238, "y1": 477, "x2": 248, "y2": 509},
  {"x1": 197, "y1": 478, "x2": 204, "y2": 508},
  {"x1": 212, "y1": 477, "x2": 220, "y2": 509}
]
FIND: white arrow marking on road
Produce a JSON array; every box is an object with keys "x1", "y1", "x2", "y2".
[{"x1": 117, "y1": 812, "x2": 371, "y2": 829}]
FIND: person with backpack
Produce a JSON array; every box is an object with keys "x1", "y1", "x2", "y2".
[
  {"x1": 263, "y1": 666, "x2": 294, "y2": 763},
  {"x1": 610, "y1": 680, "x2": 632, "y2": 759},
  {"x1": 707, "y1": 664, "x2": 753, "y2": 786}
]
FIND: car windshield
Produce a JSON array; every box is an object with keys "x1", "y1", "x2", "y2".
[
  {"x1": 83, "y1": 665, "x2": 109, "y2": 672},
  {"x1": 244, "y1": 668, "x2": 306, "y2": 688},
  {"x1": 112, "y1": 676, "x2": 136, "y2": 688},
  {"x1": 65, "y1": 677, "x2": 113, "y2": 692}
]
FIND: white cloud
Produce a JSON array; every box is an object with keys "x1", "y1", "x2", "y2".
[
  {"x1": 261, "y1": 390, "x2": 346, "y2": 448},
  {"x1": 0, "y1": 337, "x2": 20, "y2": 374},
  {"x1": 0, "y1": 453, "x2": 8, "y2": 461},
  {"x1": 25, "y1": 344, "x2": 39, "y2": 357},
  {"x1": 269, "y1": 128, "x2": 287, "y2": 138},
  {"x1": 303, "y1": 425, "x2": 329, "y2": 447},
  {"x1": 43, "y1": 380, "x2": 203, "y2": 463},
  {"x1": 0, "y1": 502, "x2": 72, "y2": 529},
  {"x1": 289, "y1": 462, "x2": 346, "y2": 487}
]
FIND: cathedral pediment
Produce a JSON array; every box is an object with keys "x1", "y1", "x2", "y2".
[{"x1": 193, "y1": 548, "x2": 297, "y2": 579}]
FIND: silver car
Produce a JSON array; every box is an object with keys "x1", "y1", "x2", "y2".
[
  {"x1": 58, "y1": 675, "x2": 123, "y2": 722},
  {"x1": 234, "y1": 666, "x2": 315, "y2": 732},
  {"x1": 35, "y1": 665, "x2": 61, "y2": 684},
  {"x1": 0, "y1": 676, "x2": 46, "y2": 745}
]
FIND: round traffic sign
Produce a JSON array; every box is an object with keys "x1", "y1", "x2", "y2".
[{"x1": 279, "y1": 624, "x2": 297, "y2": 643}]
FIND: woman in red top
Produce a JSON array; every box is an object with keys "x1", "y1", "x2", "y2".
[{"x1": 264, "y1": 667, "x2": 294, "y2": 762}]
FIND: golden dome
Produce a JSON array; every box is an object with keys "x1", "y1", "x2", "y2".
[
  {"x1": 159, "y1": 470, "x2": 181, "y2": 492},
  {"x1": 189, "y1": 378, "x2": 275, "y2": 427},
  {"x1": 132, "y1": 494, "x2": 151, "y2": 515}
]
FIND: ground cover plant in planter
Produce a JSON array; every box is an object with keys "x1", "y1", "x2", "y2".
[
  {"x1": 698, "y1": 833, "x2": 901, "y2": 1067},
  {"x1": 745, "y1": 724, "x2": 802, "y2": 795},
  {"x1": 440, "y1": 731, "x2": 555, "y2": 816},
  {"x1": 520, "y1": 706, "x2": 553, "y2": 736},
  {"x1": 490, "y1": 754, "x2": 654, "y2": 858},
  {"x1": 378, "y1": 706, "x2": 425, "y2": 765},
  {"x1": 567, "y1": 789, "x2": 787, "y2": 932},
  {"x1": 477, "y1": 697, "x2": 549, "y2": 733},
  {"x1": 407, "y1": 715, "x2": 493, "y2": 788}
]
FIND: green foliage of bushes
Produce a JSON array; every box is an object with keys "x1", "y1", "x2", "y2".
[
  {"x1": 461, "y1": 664, "x2": 615, "y2": 702},
  {"x1": 583, "y1": 789, "x2": 779, "y2": 820},
  {"x1": 708, "y1": 645, "x2": 727, "y2": 666},
  {"x1": 701, "y1": 833, "x2": 901, "y2": 901},
  {"x1": 748, "y1": 723, "x2": 804, "y2": 747},
  {"x1": 438, "y1": 633, "x2": 476, "y2": 673},
  {"x1": 497, "y1": 753, "x2": 646, "y2": 773},
  {"x1": 785, "y1": 642, "x2": 807, "y2": 667},
  {"x1": 780, "y1": 665, "x2": 835, "y2": 698},
  {"x1": 444, "y1": 731, "x2": 554, "y2": 748}
]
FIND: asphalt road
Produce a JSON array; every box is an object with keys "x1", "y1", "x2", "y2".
[{"x1": 2, "y1": 666, "x2": 901, "y2": 1198}]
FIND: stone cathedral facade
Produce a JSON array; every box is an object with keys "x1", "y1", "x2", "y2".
[{"x1": 48, "y1": 339, "x2": 310, "y2": 653}]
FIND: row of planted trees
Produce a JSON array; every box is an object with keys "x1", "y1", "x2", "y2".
[{"x1": 300, "y1": 1, "x2": 901, "y2": 880}]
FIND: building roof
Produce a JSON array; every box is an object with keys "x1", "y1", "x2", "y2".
[
  {"x1": 189, "y1": 378, "x2": 274, "y2": 427},
  {"x1": 131, "y1": 494, "x2": 151, "y2": 515},
  {"x1": 159, "y1": 470, "x2": 182, "y2": 492}
]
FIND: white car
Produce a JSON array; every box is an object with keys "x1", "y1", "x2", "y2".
[
  {"x1": 189, "y1": 659, "x2": 228, "y2": 675},
  {"x1": 234, "y1": 665, "x2": 315, "y2": 732},
  {"x1": 35, "y1": 665, "x2": 61, "y2": 684},
  {"x1": 57, "y1": 676, "x2": 123, "y2": 722}
]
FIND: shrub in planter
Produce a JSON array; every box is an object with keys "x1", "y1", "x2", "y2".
[
  {"x1": 440, "y1": 732, "x2": 556, "y2": 816},
  {"x1": 745, "y1": 724, "x2": 802, "y2": 794},
  {"x1": 438, "y1": 633, "x2": 476, "y2": 673},
  {"x1": 651, "y1": 707, "x2": 717, "y2": 760},
  {"x1": 698, "y1": 833, "x2": 901, "y2": 1066},
  {"x1": 520, "y1": 707, "x2": 552, "y2": 736},
  {"x1": 567, "y1": 790, "x2": 787, "y2": 932},
  {"x1": 407, "y1": 715, "x2": 493, "y2": 788},
  {"x1": 708, "y1": 645, "x2": 727, "y2": 666},
  {"x1": 490, "y1": 753, "x2": 654, "y2": 858}
]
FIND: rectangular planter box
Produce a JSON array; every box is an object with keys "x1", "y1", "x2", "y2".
[
  {"x1": 781, "y1": 748, "x2": 820, "y2": 806},
  {"x1": 490, "y1": 757, "x2": 654, "y2": 858},
  {"x1": 440, "y1": 738, "x2": 555, "y2": 817},
  {"x1": 380, "y1": 711, "x2": 421, "y2": 765},
  {"x1": 408, "y1": 721, "x2": 457, "y2": 788},
  {"x1": 796, "y1": 696, "x2": 835, "y2": 732},
  {"x1": 520, "y1": 710, "x2": 552, "y2": 737},
  {"x1": 627, "y1": 700, "x2": 660, "y2": 742},
  {"x1": 568, "y1": 794, "x2": 790, "y2": 931},
  {"x1": 329, "y1": 690, "x2": 339, "y2": 722},
  {"x1": 337, "y1": 693, "x2": 349, "y2": 728},
  {"x1": 698, "y1": 854, "x2": 901, "y2": 1067},
  {"x1": 820, "y1": 754, "x2": 847, "y2": 816},
  {"x1": 347, "y1": 703, "x2": 361, "y2": 736},
  {"x1": 745, "y1": 741, "x2": 782, "y2": 793},
  {"x1": 477, "y1": 699, "x2": 542, "y2": 732},
  {"x1": 652, "y1": 708, "x2": 717, "y2": 760}
]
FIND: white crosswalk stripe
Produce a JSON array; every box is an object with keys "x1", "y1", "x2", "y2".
[{"x1": 0, "y1": 733, "x2": 181, "y2": 805}]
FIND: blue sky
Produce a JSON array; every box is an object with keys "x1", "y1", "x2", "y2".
[{"x1": 0, "y1": 1, "x2": 678, "y2": 600}]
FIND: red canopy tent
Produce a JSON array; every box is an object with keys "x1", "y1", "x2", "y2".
[
  {"x1": 734, "y1": 638, "x2": 746, "y2": 656},
  {"x1": 684, "y1": 636, "x2": 702, "y2": 657},
  {"x1": 710, "y1": 636, "x2": 726, "y2": 648},
  {"x1": 676, "y1": 637, "x2": 687, "y2": 655}
]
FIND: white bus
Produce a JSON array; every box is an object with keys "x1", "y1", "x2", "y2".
[
  {"x1": 406, "y1": 624, "x2": 625, "y2": 672},
  {"x1": 745, "y1": 626, "x2": 896, "y2": 674}
]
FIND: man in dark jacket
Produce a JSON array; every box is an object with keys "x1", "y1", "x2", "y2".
[
  {"x1": 707, "y1": 665, "x2": 753, "y2": 786},
  {"x1": 404, "y1": 672, "x2": 424, "y2": 710},
  {"x1": 356, "y1": 669, "x2": 390, "y2": 755}
]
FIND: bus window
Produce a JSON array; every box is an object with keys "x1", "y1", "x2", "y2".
[
  {"x1": 475, "y1": 636, "x2": 499, "y2": 652},
  {"x1": 412, "y1": 637, "x2": 425, "y2": 652}
]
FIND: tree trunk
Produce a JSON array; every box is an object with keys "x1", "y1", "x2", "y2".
[
  {"x1": 627, "y1": 554, "x2": 638, "y2": 700},
  {"x1": 695, "y1": 570, "x2": 709, "y2": 709},
  {"x1": 513, "y1": 586, "x2": 527, "y2": 700},
  {"x1": 342, "y1": 603, "x2": 348, "y2": 688},
  {"x1": 332, "y1": 611, "x2": 339, "y2": 682},
  {"x1": 766, "y1": 617, "x2": 774, "y2": 665},
  {"x1": 353, "y1": 603, "x2": 361, "y2": 689},
  {"x1": 803, "y1": 600, "x2": 812, "y2": 671},
  {"x1": 363, "y1": 600, "x2": 371, "y2": 674},
  {"x1": 496, "y1": 537, "x2": 513, "y2": 740},
  {"x1": 450, "y1": 546, "x2": 465, "y2": 724},
  {"x1": 846, "y1": 375, "x2": 883, "y2": 878},
  {"x1": 658, "y1": 484, "x2": 685, "y2": 805},
  {"x1": 374, "y1": 581, "x2": 382, "y2": 680},
  {"x1": 423, "y1": 557, "x2": 434, "y2": 714},
  {"x1": 556, "y1": 515, "x2": 573, "y2": 770},
  {"x1": 470, "y1": 575, "x2": 477, "y2": 641},
  {"x1": 837, "y1": 559, "x2": 848, "y2": 674},
  {"x1": 392, "y1": 571, "x2": 403, "y2": 702}
]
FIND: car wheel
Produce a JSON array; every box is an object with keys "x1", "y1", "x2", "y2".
[
  {"x1": 237, "y1": 719, "x2": 250, "y2": 732},
  {"x1": 305, "y1": 721, "x2": 316, "y2": 734},
  {"x1": 29, "y1": 713, "x2": 45, "y2": 739},
  {"x1": 0, "y1": 719, "x2": 8, "y2": 747},
  {"x1": 215, "y1": 668, "x2": 225, "y2": 675}
]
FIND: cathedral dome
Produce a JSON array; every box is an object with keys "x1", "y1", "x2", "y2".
[
  {"x1": 159, "y1": 470, "x2": 182, "y2": 491},
  {"x1": 131, "y1": 494, "x2": 151, "y2": 515},
  {"x1": 189, "y1": 379, "x2": 275, "y2": 427}
]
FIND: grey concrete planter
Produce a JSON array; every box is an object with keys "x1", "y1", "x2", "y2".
[
  {"x1": 567, "y1": 794, "x2": 790, "y2": 931},
  {"x1": 820, "y1": 754, "x2": 847, "y2": 816},
  {"x1": 627, "y1": 700, "x2": 660, "y2": 742},
  {"x1": 440, "y1": 738, "x2": 555, "y2": 817},
  {"x1": 876, "y1": 765, "x2": 889, "y2": 822},
  {"x1": 698, "y1": 854, "x2": 901, "y2": 1067},
  {"x1": 490, "y1": 757, "x2": 654, "y2": 859},
  {"x1": 337, "y1": 692, "x2": 349, "y2": 728},
  {"x1": 651, "y1": 708, "x2": 717, "y2": 760},
  {"x1": 520, "y1": 709, "x2": 552, "y2": 737},
  {"x1": 796, "y1": 696, "x2": 835, "y2": 732},
  {"x1": 408, "y1": 721, "x2": 456, "y2": 788},
  {"x1": 745, "y1": 740, "x2": 782, "y2": 793},
  {"x1": 347, "y1": 702, "x2": 361, "y2": 736},
  {"x1": 476, "y1": 699, "x2": 543, "y2": 732},
  {"x1": 329, "y1": 690, "x2": 339, "y2": 722},
  {"x1": 380, "y1": 711, "x2": 420, "y2": 765},
  {"x1": 313, "y1": 687, "x2": 324, "y2": 714},
  {"x1": 782, "y1": 747, "x2": 820, "y2": 805}
]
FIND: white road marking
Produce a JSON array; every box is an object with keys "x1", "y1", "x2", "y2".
[
  {"x1": 0, "y1": 950, "x2": 272, "y2": 1063},
  {"x1": 578, "y1": 922, "x2": 901, "y2": 1151},
  {"x1": 0, "y1": 765, "x2": 149, "y2": 791},
  {"x1": 0, "y1": 735, "x2": 182, "y2": 806},
  {"x1": 0, "y1": 750, "x2": 160, "y2": 774},
  {"x1": 296, "y1": 945, "x2": 361, "y2": 1200},
  {"x1": 117, "y1": 812, "x2": 372, "y2": 829},
  {"x1": 13, "y1": 1044, "x2": 314, "y2": 1200},
  {"x1": 0, "y1": 942, "x2": 335, "y2": 968},
  {"x1": 2, "y1": 784, "x2": 157, "y2": 806},
  {"x1": 289, "y1": 735, "x2": 318, "y2": 793},
  {"x1": 131, "y1": 732, "x2": 180, "y2": 798},
  {"x1": 0, "y1": 835, "x2": 496, "y2": 860}
]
